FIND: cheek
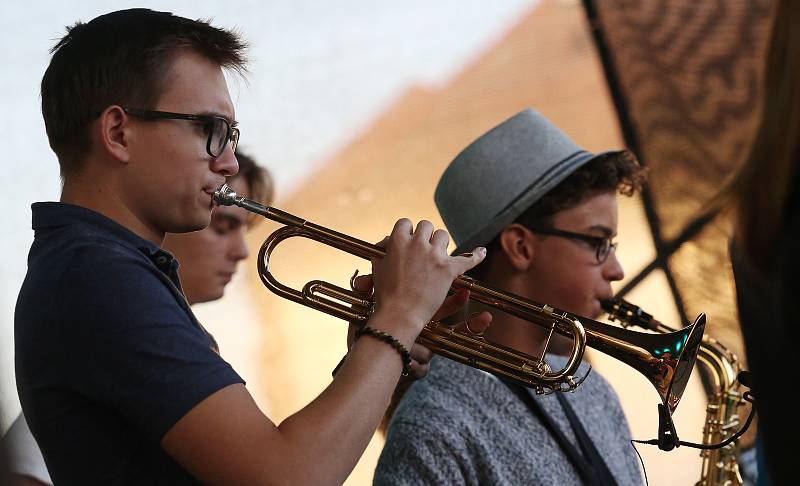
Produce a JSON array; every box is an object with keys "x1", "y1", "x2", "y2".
[
  {"x1": 537, "y1": 257, "x2": 599, "y2": 314},
  {"x1": 177, "y1": 232, "x2": 221, "y2": 265},
  {"x1": 567, "y1": 278, "x2": 597, "y2": 310},
  {"x1": 552, "y1": 275, "x2": 592, "y2": 307},
  {"x1": 197, "y1": 232, "x2": 227, "y2": 258},
  {"x1": 569, "y1": 272, "x2": 607, "y2": 318},
  {"x1": 156, "y1": 150, "x2": 210, "y2": 190}
]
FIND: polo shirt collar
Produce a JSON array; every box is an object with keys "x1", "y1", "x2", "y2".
[{"x1": 31, "y1": 202, "x2": 177, "y2": 268}]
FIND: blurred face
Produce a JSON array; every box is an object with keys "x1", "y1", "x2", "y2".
[
  {"x1": 123, "y1": 50, "x2": 239, "y2": 237},
  {"x1": 523, "y1": 191, "x2": 625, "y2": 319},
  {"x1": 163, "y1": 176, "x2": 250, "y2": 304}
]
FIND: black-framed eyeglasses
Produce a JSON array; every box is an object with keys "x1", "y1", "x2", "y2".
[
  {"x1": 527, "y1": 226, "x2": 618, "y2": 264},
  {"x1": 123, "y1": 107, "x2": 239, "y2": 158}
]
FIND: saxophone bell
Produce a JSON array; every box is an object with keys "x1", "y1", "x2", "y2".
[{"x1": 603, "y1": 297, "x2": 754, "y2": 485}]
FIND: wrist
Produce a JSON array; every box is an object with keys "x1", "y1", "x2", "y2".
[
  {"x1": 367, "y1": 307, "x2": 424, "y2": 349},
  {"x1": 354, "y1": 326, "x2": 412, "y2": 376}
]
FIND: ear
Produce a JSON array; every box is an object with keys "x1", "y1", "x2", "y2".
[
  {"x1": 95, "y1": 105, "x2": 132, "y2": 163},
  {"x1": 498, "y1": 223, "x2": 536, "y2": 271}
]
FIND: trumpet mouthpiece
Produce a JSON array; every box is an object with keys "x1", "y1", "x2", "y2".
[{"x1": 213, "y1": 183, "x2": 238, "y2": 206}]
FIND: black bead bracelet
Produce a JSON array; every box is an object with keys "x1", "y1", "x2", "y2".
[{"x1": 355, "y1": 326, "x2": 412, "y2": 377}]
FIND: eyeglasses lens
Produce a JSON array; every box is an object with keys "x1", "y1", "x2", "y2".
[
  {"x1": 597, "y1": 240, "x2": 615, "y2": 263},
  {"x1": 230, "y1": 128, "x2": 239, "y2": 153},
  {"x1": 210, "y1": 118, "x2": 227, "y2": 156}
]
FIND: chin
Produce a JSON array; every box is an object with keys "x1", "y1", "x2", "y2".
[
  {"x1": 192, "y1": 289, "x2": 224, "y2": 305},
  {"x1": 163, "y1": 214, "x2": 209, "y2": 234},
  {"x1": 208, "y1": 288, "x2": 225, "y2": 302},
  {"x1": 180, "y1": 213, "x2": 213, "y2": 233},
  {"x1": 193, "y1": 211, "x2": 214, "y2": 231}
]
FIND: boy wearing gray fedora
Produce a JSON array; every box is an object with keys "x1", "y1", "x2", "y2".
[{"x1": 375, "y1": 108, "x2": 646, "y2": 485}]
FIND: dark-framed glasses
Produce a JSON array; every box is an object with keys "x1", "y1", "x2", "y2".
[
  {"x1": 527, "y1": 226, "x2": 618, "y2": 264},
  {"x1": 123, "y1": 107, "x2": 239, "y2": 157}
]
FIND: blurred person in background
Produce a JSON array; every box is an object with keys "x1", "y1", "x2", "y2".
[{"x1": 724, "y1": 1, "x2": 798, "y2": 484}]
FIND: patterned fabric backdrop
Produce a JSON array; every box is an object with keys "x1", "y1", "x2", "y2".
[{"x1": 584, "y1": 0, "x2": 775, "y2": 371}]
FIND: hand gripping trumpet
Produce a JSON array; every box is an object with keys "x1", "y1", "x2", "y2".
[{"x1": 214, "y1": 184, "x2": 705, "y2": 409}]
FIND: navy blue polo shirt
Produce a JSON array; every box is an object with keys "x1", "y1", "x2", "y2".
[{"x1": 15, "y1": 202, "x2": 244, "y2": 485}]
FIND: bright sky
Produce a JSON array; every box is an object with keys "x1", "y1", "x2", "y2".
[{"x1": 0, "y1": 0, "x2": 536, "y2": 427}]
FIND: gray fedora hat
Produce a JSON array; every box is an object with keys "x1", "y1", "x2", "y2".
[{"x1": 435, "y1": 108, "x2": 625, "y2": 254}]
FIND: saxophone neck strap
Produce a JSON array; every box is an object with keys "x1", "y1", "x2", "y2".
[{"x1": 502, "y1": 380, "x2": 619, "y2": 486}]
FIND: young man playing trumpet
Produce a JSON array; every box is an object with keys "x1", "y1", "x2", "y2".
[
  {"x1": 375, "y1": 108, "x2": 646, "y2": 485},
  {"x1": 5, "y1": 151, "x2": 271, "y2": 486},
  {"x1": 15, "y1": 9, "x2": 485, "y2": 484}
]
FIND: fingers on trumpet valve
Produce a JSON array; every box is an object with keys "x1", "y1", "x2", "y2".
[
  {"x1": 349, "y1": 270, "x2": 373, "y2": 294},
  {"x1": 451, "y1": 310, "x2": 492, "y2": 337}
]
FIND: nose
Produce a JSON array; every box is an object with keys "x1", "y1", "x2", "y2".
[
  {"x1": 228, "y1": 228, "x2": 249, "y2": 262},
  {"x1": 211, "y1": 146, "x2": 239, "y2": 177},
  {"x1": 602, "y1": 249, "x2": 625, "y2": 282}
]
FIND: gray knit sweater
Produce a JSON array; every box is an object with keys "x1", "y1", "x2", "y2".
[{"x1": 374, "y1": 356, "x2": 643, "y2": 485}]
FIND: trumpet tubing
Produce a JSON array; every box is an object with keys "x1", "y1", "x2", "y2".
[{"x1": 215, "y1": 184, "x2": 705, "y2": 409}]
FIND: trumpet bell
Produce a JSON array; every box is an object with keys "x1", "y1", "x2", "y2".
[{"x1": 666, "y1": 313, "x2": 706, "y2": 412}]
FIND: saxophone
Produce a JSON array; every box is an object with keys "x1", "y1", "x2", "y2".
[{"x1": 602, "y1": 299, "x2": 745, "y2": 486}]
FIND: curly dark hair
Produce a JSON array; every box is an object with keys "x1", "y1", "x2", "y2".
[{"x1": 467, "y1": 149, "x2": 646, "y2": 280}]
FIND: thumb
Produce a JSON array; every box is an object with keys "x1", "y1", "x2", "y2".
[{"x1": 452, "y1": 247, "x2": 488, "y2": 276}]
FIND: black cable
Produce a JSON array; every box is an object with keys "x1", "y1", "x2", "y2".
[
  {"x1": 629, "y1": 440, "x2": 649, "y2": 486},
  {"x1": 632, "y1": 391, "x2": 756, "y2": 451},
  {"x1": 676, "y1": 391, "x2": 756, "y2": 450}
]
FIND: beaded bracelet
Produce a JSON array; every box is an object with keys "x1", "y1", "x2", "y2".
[{"x1": 355, "y1": 326, "x2": 412, "y2": 377}]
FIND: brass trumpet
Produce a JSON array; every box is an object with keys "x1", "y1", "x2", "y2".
[
  {"x1": 214, "y1": 184, "x2": 705, "y2": 411},
  {"x1": 603, "y1": 298, "x2": 746, "y2": 485}
]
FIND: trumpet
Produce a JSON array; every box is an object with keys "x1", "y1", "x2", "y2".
[
  {"x1": 603, "y1": 298, "x2": 746, "y2": 485},
  {"x1": 214, "y1": 184, "x2": 705, "y2": 411}
]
